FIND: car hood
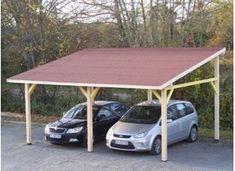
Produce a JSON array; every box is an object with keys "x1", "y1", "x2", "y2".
[
  {"x1": 112, "y1": 121, "x2": 155, "y2": 135},
  {"x1": 49, "y1": 118, "x2": 86, "y2": 128}
]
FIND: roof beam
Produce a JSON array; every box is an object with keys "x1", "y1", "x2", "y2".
[{"x1": 166, "y1": 78, "x2": 217, "y2": 90}]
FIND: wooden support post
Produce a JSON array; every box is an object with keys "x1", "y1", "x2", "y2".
[
  {"x1": 161, "y1": 88, "x2": 167, "y2": 161},
  {"x1": 25, "y1": 83, "x2": 32, "y2": 145},
  {"x1": 87, "y1": 87, "x2": 93, "y2": 152},
  {"x1": 214, "y1": 57, "x2": 220, "y2": 141},
  {"x1": 147, "y1": 89, "x2": 152, "y2": 101},
  {"x1": 79, "y1": 87, "x2": 100, "y2": 152}
]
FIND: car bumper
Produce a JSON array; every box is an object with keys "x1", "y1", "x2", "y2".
[
  {"x1": 106, "y1": 135, "x2": 152, "y2": 152},
  {"x1": 45, "y1": 133, "x2": 82, "y2": 144}
]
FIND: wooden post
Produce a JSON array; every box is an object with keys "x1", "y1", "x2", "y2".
[
  {"x1": 25, "y1": 83, "x2": 32, "y2": 145},
  {"x1": 214, "y1": 57, "x2": 220, "y2": 141},
  {"x1": 87, "y1": 87, "x2": 93, "y2": 152},
  {"x1": 147, "y1": 89, "x2": 152, "y2": 101},
  {"x1": 161, "y1": 88, "x2": 167, "y2": 161}
]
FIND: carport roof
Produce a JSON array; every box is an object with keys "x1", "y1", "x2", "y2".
[{"x1": 7, "y1": 48, "x2": 225, "y2": 89}]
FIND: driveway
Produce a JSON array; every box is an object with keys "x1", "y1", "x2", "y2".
[{"x1": 1, "y1": 121, "x2": 233, "y2": 171}]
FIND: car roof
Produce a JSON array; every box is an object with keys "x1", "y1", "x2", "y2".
[
  {"x1": 136, "y1": 100, "x2": 192, "y2": 106},
  {"x1": 78, "y1": 100, "x2": 119, "y2": 106}
]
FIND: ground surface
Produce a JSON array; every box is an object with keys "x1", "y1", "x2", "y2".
[{"x1": 1, "y1": 121, "x2": 233, "y2": 171}]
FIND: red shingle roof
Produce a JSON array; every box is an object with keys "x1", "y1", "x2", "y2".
[{"x1": 7, "y1": 48, "x2": 225, "y2": 89}]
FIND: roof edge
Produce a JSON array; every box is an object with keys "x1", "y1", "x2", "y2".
[
  {"x1": 159, "y1": 47, "x2": 226, "y2": 89},
  {"x1": 6, "y1": 79, "x2": 162, "y2": 90}
]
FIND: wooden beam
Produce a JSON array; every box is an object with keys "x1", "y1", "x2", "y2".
[
  {"x1": 167, "y1": 88, "x2": 174, "y2": 103},
  {"x1": 79, "y1": 86, "x2": 100, "y2": 152},
  {"x1": 152, "y1": 90, "x2": 161, "y2": 103},
  {"x1": 91, "y1": 87, "x2": 100, "y2": 99},
  {"x1": 25, "y1": 83, "x2": 32, "y2": 145},
  {"x1": 210, "y1": 81, "x2": 217, "y2": 94},
  {"x1": 214, "y1": 57, "x2": 220, "y2": 140},
  {"x1": 87, "y1": 87, "x2": 93, "y2": 152},
  {"x1": 79, "y1": 87, "x2": 88, "y2": 98},
  {"x1": 161, "y1": 88, "x2": 167, "y2": 161},
  {"x1": 28, "y1": 84, "x2": 36, "y2": 96},
  {"x1": 147, "y1": 89, "x2": 153, "y2": 101},
  {"x1": 166, "y1": 78, "x2": 217, "y2": 90}
]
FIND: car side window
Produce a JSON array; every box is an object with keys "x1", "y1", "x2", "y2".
[
  {"x1": 167, "y1": 105, "x2": 178, "y2": 120},
  {"x1": 185, "y1": 103, "x2": 194, "y2": 115},
  {"x1": 110, "y1": 103, "x2": 128, "y2": 115},
  {"x1": 97, "y1": 106, "x2": 113, "y2": 120},
  {"x1": 175, "y1": 103, "x2": 187, "y2": 118},
  {"x1": 73, "y1": 106, "x2": 99, "y2": 119}
]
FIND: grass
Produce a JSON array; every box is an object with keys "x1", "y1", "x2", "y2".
[{"x1": 199, "y1": 128, "x2": 233, "y2": 140}]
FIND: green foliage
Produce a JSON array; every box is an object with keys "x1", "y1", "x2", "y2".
[
  {"x1": 1, "y1": 89, "x2": 25, "y2": 113},
  {"x1": 199, "y1": 128, "x2": 232, "y2": 140}
]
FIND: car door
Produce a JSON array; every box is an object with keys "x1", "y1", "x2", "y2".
[
  {"x1": 167, "y1": 105, "x2": 181, "y2": 143},
  {"x1": 183, "y1": 103, "x2": 196, "y2": 137},
  {"x1": 94, "y1": 105, "x2": 115, "y2": 137},
  {"x1": 174, "y1": 103, "x2": 188, "y2": 139}
]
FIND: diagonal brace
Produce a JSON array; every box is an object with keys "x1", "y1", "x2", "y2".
[
  {"x1": 91, "y1": 87, "x2": 100, "y2": 99},
  {"x1": 167, "y1": 88, "x2": 174, "y2": 103},
  {"x1": 28, "y1": 84, "x2": 36, "y2": 96},
  {"x1": 166, "y1": 78, "x2": 217, "y2": 90},
  {"x1": 152, "y1": 90, "x2": 161, "y2": 103},
  {"x1": 210, "y1": 81, "x2": 218, "y2": 94},
  {"x1": 79, "y1": 87, "x2": 88, "y2": 98},
  {"x1": 79, "y1": 87, "x2": 100, "y2": 100}
]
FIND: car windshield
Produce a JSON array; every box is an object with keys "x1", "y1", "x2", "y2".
[
  {"x1": 120, "y1": 105, "x2": 161, "y2": 124},
  {"x1": 63, "y1": 105, "x2": 100, "y2": 119}
]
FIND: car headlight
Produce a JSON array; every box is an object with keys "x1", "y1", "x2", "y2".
[
  {"x1": 134, "y1": 132, "x2": 147, "y2": 138},
  {"x1": 66, "y1": 127, "x2": 83, "y2": 134},
  {"x1": 106, "y1": 127, "x2": 113, "y2": 138},
  {"x1": 44, "y1": 125, "x2": 50, "y2": 134}
]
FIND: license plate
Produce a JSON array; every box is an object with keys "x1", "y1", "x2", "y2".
[
  {"x1": 115, "y1": 140, "x2": 128, "y2": 145},
  {"x1": 49, "y1": 133, "x2": 61, "y2": 139}
]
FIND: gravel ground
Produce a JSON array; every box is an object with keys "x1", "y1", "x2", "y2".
[{"x1": 1, "y1": 121, "x2": 233, "y2": 171}]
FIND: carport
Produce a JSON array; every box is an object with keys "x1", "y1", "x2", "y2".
[{"x1": 7, "y1": 48, "x2": 225, "y2": 161}]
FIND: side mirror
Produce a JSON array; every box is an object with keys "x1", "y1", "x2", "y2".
[
  {"x1": 167, "y1": 119, "x2": 173, "y2": 124},
  {"x1": 159, "y1": 119, "x2": 173, "y2": 126}
]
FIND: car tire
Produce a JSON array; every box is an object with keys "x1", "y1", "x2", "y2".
[
  {"x1": 150, "y1": 136, "x2": 161, "y2": 155},
  {"x1": 187, "y1": 126, "x2": 198, "y2": 142}
]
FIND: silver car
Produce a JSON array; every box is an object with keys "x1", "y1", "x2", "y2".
[{"x1": 106, "y1": 100, "x2": 198, "y2": 155}]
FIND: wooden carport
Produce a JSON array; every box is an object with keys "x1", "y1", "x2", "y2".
[{"x1": 7, "y1": 48, "x2": 225, "y2": 161}]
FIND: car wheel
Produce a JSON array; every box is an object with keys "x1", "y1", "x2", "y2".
[
  {"x1": 150, "y1": 136, "x2": 161, "y2": 155},
  {"x1": 188, "y1": 126, "x2": 198, "y2": 142}
]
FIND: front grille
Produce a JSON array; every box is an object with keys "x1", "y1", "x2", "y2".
[
  {"x1": 49, "y1": 128, "x2": 66, "y2": 133},
  {"x1": 113, "y1": 134, "x2": 131, "y2": 138},
  {"x1": 111, "y1": 140, "x2": 135, "y2": 149}
]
